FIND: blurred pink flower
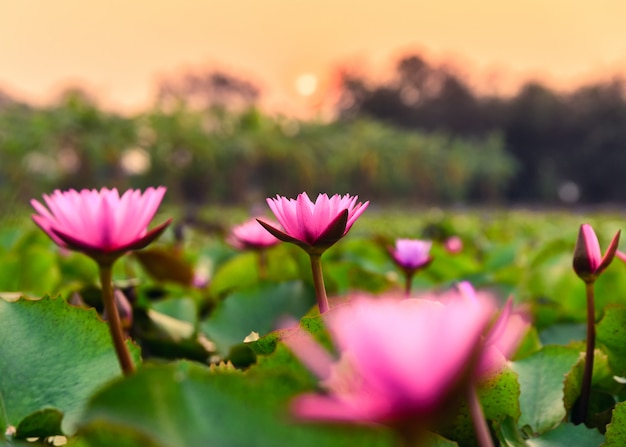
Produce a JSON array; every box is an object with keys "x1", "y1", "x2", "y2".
[
  {"x1": 478, "y1": 298, "x2": 529, "y2": 376},
  {"x1": 258, "y1": 192, "x2": 368, "y2": 254},
  {"x1": 453, "y1": 281, "x2": 530, "y2": 376},
  {"x1": 284, "y1": 294, "x2": 499, "y2": 424},
  {"x1": 192, "y1": 267, "x2": 211, "y2": 289},
  {"x1": 389, "y1": 238, "x2": 433, "y2": 272},
  {"x1": 284, "y1": 284, "x2": 529, "y2": 426},
  {"x1": 31, "y1": 187, "x2": 171, "y2": 263},
  {"x1": 444, "y1": 236, "x2": 463, "y2": 254},
  {"x1": 573, "y1": 223, "x2": 620, "y2": 283},
  {"x1": 227, "y1": 218, "x2": 280, "y2": 250}
]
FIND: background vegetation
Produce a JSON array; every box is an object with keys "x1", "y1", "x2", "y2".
[
  {"x1": 2, "y1": 51, "x2": 626, "y2": 210},
  {"x1": 0, "y1": 91, "x2": 513, "y2": 211},
  {"x1": 339, "y1": 54, "x2": 626, "y2": 203}
]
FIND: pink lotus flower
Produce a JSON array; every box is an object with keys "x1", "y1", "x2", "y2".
[
  {"x1": 389, "y1": 238, "x2": 433, "y2": 272},
  {"x1": 258, "y1": 192, "x2": 368, "y2": 313},
  {"x1": 284, "y1": 284, "x2": 529, "y2": 428},
  {"x1": 258, "y1": 192, "x2": 368, "y2": 254},
  {"x1": 32, "y1": 187, "x2": 171, "y2": 376},
  {"x1": 31, "y1": 187, "x2": 171, "y2": 264},
  {"x1": 444, "y1": 236, "x2": 463, "y2": 254},
  {"x1": 573, "y1": 223, "x2": 620, "y2": 283},
  {"x1": 227, "y1": 218, "x2": 280, "y2": 250},
  {"x1": 388, "y1": 238, "x2": 433, "y2": 296},
  {"x1": 284, "y1": 294, "x2": 500, "y2": 425}
]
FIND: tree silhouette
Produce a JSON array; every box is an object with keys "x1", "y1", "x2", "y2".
[{"x1": 335, "y1": 53, "x2": 626, "y2": 204}]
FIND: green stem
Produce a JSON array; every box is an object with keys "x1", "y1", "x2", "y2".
[
  {"x1": 392, "y1": 420, "x2": 427, "y2": 447},
  {"x1": 467, "y1": 384, "x2": 495, "y2": 447},
  {"x1": 574, "y1": 281, "x2": 596, "y2": 424},
  {"x1": 99, "y1": 263, "x2": 135, "y2": 376},
  {"x1": 404, "y1": 271, "x2": 414, "y2": 297},
  {"x1": 309, "y1": 253, "x2": 329, "y2": 313}
]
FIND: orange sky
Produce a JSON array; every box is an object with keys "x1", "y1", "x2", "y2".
[{"x1": 2, "y1": 0, "x2": 626, "y2": 115}]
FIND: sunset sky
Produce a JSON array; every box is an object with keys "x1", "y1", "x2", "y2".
[{"x1": 2, "y1": 0, "x2": 626, "y2": 115}]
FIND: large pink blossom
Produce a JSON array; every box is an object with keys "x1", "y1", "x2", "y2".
[
  {"x1": 31, "y1": 187, "x2": 171, "y2": 263},
  {"x1": 258, "y1": 193, "x2": 368, "y2": 254},
  {"x1": 227, "y1": 218, "x2": 280, "y2": 250},
  {"x1": 284, "y1": 285, "x2": 528, "y2": 425},
  {"x1": 285, "y1": 295, "x2": 497, "y2": 424}
]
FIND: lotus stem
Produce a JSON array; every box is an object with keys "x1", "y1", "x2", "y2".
[
  {"x1": 309, "y1": 253, "x2": 329, "y2": 313},
  {"x1": 574, "y1": 281, "x2": 596, "y2": 424},
  {"x1": 99, "y1": 263, "x2": 135, "y2": 376},
  {"x1": 467, "y1": 384, "x2": 494, "y2": 447},
  {"x1": 404, "y1": 271, "x2": 414, "y2": 297}
]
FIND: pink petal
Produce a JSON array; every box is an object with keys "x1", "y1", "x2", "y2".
[
  {"x1": 345, "y1": 201, "x2": 369, "y2": 232},
  {"x1": 267, "y1": 196, "x2": 301, "y2": 241},
  {"x1": 478, "y1": 299, "x2": 530, "y2": 376},
  {"x1": 32, "y1": 214, "x2": 65, "y2": 246},
  {"x1": 296, "y1": 192, "x2": 317, "y2": 243},
  {"x1": 282, "y1": 327, "x2": 335, "y2": 381},
  {"x1": 581, "y1": 224, "x2": 602, "y2": 271},
  {"x1": 292, "y1": 394, "x2": 382, "y2": 423}
]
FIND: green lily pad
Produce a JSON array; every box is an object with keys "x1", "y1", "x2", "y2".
[
  {"x1": 0, "y1": 296, "x2": 141, "y2": 437},
  {"x1": 597, "y1": 304, "x2": 626, "y2": 375},
  {"x1": 604, "y1": 401, "x2": 626, "y2": 446},
  {"x1": 75, "y1": 361, "x2": 396, "y2": 447},
  {"x1": 209, "y1": 247, "x2": 300, "y2": 298},
  {"x1": 480, "y1": 366, "x2": 521, "y2": 423},
  {"x1": 496, "y1": 417, "x2": 604, "y2": 446},
  {"x1": 201, "y1": 281, "x2": 315, "y2": 356},
  {"x1": 526, "y1": 422, "x2": 604, "y2": 446},
  {"x1": 511, "y1": 345, "x2": 581, "y2": 435}
]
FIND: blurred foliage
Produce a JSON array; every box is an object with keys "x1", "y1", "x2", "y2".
[
  {"x1": 0, "y1": 87, "x2": 515, "y2": 212},
  {"x1": 3, "y1": 53, "x2": 626, "y2": 208},
  {"x1": 1, "y1": 207, "x2": 625, "y2": 445},
  {"x1": 338, "y1": 53, "x2": 626, "y2": 203}
]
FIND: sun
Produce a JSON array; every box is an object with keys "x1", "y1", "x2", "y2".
[{"x1": 295, "y1": 73, "x2": 318, "y2": 97}]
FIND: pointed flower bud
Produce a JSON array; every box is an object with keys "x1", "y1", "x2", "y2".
[
  {"x1": 573, "y1": 224, "x2": 620, "y2": 283},
  {"x1": 258, "y1": 192, "x2": 368, "y2": 255}
]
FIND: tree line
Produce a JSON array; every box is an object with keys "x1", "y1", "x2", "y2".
[
  {"x1": 3, "y1": 52, "x2": 624, "y2": 209},
  {"x1": 0, "y1": 88, "x2": 514, "y2": 211},
  {"x1": 337, "y1": 54, "x2": 626, "y2": 203}
]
